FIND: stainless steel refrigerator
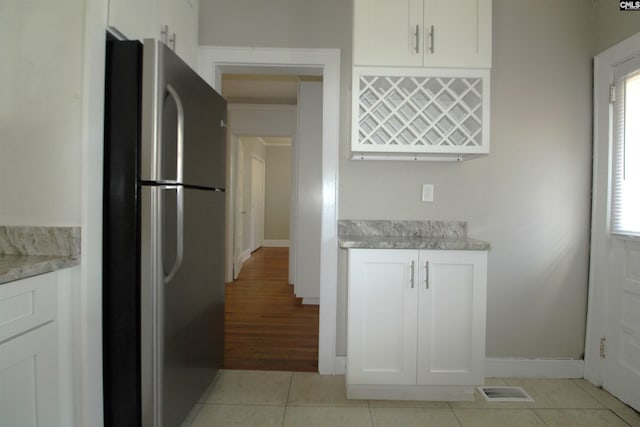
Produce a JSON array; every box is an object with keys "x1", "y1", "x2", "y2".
[{"x1": 103, "y1": 38, "x2": 226, "y2": 427}]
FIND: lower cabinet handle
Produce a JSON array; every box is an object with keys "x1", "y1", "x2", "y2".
[
  {"x1": 414, "y1": 25, "x2": 420, "y2": 54},
  {"x1": 410, "y1": 260, "x2": 415, "y2": 288},
  {"x1": 425, "y1": 261, "x2": 429, "y2": 289}
]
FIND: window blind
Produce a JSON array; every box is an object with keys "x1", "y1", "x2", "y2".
[{"x1": 611, "y1": 61, "x2": 640, "y2": 238}]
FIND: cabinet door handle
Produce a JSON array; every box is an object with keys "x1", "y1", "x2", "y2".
[
  {"x1": 169, "y1": 33, "x2": 176, "y2": 51},
  {"x1": 428, "y1": 25, "x2": 435, "y2": 54},
  {"x1": 160, "y1": 24, "x2": 169, "y2": 44},
  {"x1": 414, "y1": 25, "x2": 420, "y2": 54},
  {"x1": 410, "y1": 260, "x2": 415, "y2": 288},
  {"x1": 424, "y1": 261, "x2": 430, "y2": 289}
]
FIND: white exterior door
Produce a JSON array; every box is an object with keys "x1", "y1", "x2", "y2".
[
  {"x1": 347, "y1": 249, "x2": 419, "y2": 385},
  {"x1": 605, "y1": 238, "x2": 640, "y2": 410},
  {"x1": 416, "y1": 250, "x2": 486, "y2": 386},
  {"x1": 603, "y1": 57, "x2": 640, "y2": 411},
  {"x1": 588, "y1": 33, "x2": 640, "y2": 412}
]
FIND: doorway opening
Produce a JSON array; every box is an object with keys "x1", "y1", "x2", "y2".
[{"x1": 221, "y1": 72, "x2": 323, "y2": 371}]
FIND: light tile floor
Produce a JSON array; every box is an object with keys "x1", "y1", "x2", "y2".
[{"x1": 183, "y1": 370, "x2": 640, "y2": 427}]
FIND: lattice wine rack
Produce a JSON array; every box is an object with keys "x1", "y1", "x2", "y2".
[{"x1": 351, "y1": 68, "x2": 490, "y2": 160}]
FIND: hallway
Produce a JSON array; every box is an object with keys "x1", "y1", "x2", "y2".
[{"x1": 224, "y1": 247, "x2": 320, "y2": 372}]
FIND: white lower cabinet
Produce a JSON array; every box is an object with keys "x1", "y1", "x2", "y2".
[
  {"x1": 346, "y1": 248, "x2": 487, "y2": 401},
  {"x1": 0, "y1": 273, "x2": 60, "y2": 427}
]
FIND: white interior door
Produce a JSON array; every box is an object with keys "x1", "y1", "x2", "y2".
[
  {"x1": 250, "y1": 155, "x2": 265, "y2": 252},
  {"x1": 589, "y1": 35, "x2": 640, "y2": 412},
  {"x1": 233, "y1": 138, "x2": 245, "y2": 279}
]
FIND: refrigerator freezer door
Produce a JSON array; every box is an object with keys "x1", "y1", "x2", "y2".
[
  {"x1": 141, "y1": 185, "x2": 225, "y2": 427},
  {"x1": 141, "y1": 39, "x2": 227, "y2": 189}
]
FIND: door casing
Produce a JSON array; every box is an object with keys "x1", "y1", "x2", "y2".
[{"x1": 199, "y1": 46, "x2": 341, "y2": 375}]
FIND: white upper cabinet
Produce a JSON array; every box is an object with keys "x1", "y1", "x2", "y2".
[
  {"x1": 107, "y1": 0, "x2": 157, "y2": 44},
  {"x1": 353, "y1": 0, "x2": 492, "y2": 68},
  {"x1": 108, "y1": 0, "x2": 200, "y2": 70},
  {"x1": 157, "y1": 0, "x2": 200, "y2": 69},
  {"x1": 351, "y1": 66, "x2": 490, "y2": 160}
]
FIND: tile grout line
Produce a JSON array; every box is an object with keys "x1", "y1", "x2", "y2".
[
  {"x1": 529, "y1": 408, "x2": 551, "y2": 427},
  {"x1": 282, "y1": 371, "x2": 294, "y2": 427}
]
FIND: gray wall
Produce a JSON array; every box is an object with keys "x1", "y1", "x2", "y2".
[
  {"x1": 0, "y1": 0, "x2": 84, "y2": 226},
  {"x1": 200, "y1": 0, "x2": 594, "y2": 359},
  {"x1": 592, "y1": 0, "x2": 640, "y2": 55},
  {"x1": 265, "y1": 145, "x2": 291, "y2": 241}
]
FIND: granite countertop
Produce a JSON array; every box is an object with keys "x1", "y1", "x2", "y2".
[
  {"x1": 0, "y1": 226, "x2": 81, "y2": 285},
  {"x1": 338, "y1": 220, "x2": 491, "y2": 251}
]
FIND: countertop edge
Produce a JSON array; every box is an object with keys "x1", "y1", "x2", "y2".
[
  {"x1": 0, "y1": 226, "x2": 81, "y2": 285},
  {"x1": 0, "y1": 256, "x2": 80, "y2": 285},
  {"x1": 338, "y1": 236, "x2": 491, "y2": 251}
]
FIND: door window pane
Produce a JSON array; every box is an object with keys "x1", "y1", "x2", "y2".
[{"x1": 612, "y1": 65, "x2": 640, "y2": 237}]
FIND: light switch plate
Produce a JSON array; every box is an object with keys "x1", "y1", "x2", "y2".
[{"x1": 422, "y1": 184, "x2": 434, "y2": 202}]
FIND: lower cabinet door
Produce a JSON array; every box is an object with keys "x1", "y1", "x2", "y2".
[
  {"x1": 417, "y1": 250, "x2": 487, "y2": 385},
  {"x1": 347, "y1": 249, "x2": 419, "y2": 384},
  {"x1": 0, "y1": 322, "x2": 59, "y2": 427}
]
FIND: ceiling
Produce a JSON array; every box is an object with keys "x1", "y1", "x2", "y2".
[{"x1": 221, "y1": 73, "x2": 322, "y2": 105}]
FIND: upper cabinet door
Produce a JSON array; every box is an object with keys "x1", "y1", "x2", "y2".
[
  {"x1": 353, "y1": 0, "x2": 492, "y2": 68},
  {"x1": 157, "y1": 0, "x2": 200, "y2": 70},
  {"x1": 108, "y1": 0, "x2": 200, "y2": 71},
  {"x1": 423, "y1": 0, "x2": 492, "y2": 68},
  {"x1": 108, "y1": 0, "x2": 157, "y2": 41},
  {"x1": 353, "y1": 0, "x2": 424, "y2": 67}
]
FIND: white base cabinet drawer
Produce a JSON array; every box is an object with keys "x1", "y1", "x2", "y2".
[{"x1": 0, "y1": 273, "x2": 56, "y2": 343}]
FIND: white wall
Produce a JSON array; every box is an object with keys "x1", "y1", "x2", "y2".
[
  {"x1": 0, "y1": 0, "x2": 85, "y2": 225},
  {"x1": 294, "y1": 82, "x2": 323, "y2": 303},
  {"x1": 201, "y1": 0, "x2": 593, "y2": 359},
  {"x1": 265, "y1": 145, "x2": 292, "y2": 241}
]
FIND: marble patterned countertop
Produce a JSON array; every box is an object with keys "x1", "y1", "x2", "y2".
[
  {"x1": 338, "y1": 220, "x2": 491, "y2": 250},
  {"x1": 0, "y1": 226, "x2": 81, "y2": 284}
]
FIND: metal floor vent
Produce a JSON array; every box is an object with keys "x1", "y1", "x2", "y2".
[{"x1": 477, "y1": 386, "x2": 534, "y2": 402}]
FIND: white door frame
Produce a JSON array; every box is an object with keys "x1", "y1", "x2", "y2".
[
  {"x1": 585, "y1": 31, "x2": 640, "y2": 386},
  {"x1": 199, "y1": 46, "x2": 340, "y2": 375},
  {"x1": 233, "y1": 137, "x2": 245, "y2": 279},
  {"x1": 249, "y1": 153, "x2": 266, "y2": 252}
]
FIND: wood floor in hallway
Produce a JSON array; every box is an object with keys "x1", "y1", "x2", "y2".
[{"x1": 224, "y1": 247, "x2": 320, "y2": 372}]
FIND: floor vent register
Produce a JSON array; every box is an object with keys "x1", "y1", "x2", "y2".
[{"x1": 477, "y1": 386, "x2": 534, "y2": 402}]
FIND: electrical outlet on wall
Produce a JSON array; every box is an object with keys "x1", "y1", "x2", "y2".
[{"x1": 422, "y1": 184, "x2": 434, "y2": 202}]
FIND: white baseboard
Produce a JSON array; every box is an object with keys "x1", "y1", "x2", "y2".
[
  {"x1": 334, "y1": 357, "x2": 583, "y2": 379},
  {"x1": 263, "y1": 240, "x2": 290, "y2": 247},
  {"x1": 486, "y1": 358, "x2": 585, "y2": 379},
  {"x1": 239, "y1": 249, "x2": 251, "y2": 264},
  {"x1": 335, "y1": 356, "x2": 346, "y2": 375},
  {"x1": 302, "y1": 297, "x2": 319, "y2": 305}
]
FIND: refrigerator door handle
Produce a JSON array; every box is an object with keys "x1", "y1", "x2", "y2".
[
  {"x1": 163, "y1": 185, "x2": 184, "y2": 284},
  {"x1": 165, "y1": 84, "x2": 184, "y2": 183}
]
